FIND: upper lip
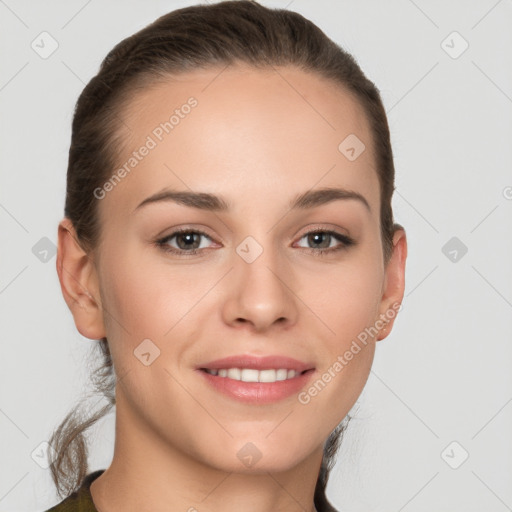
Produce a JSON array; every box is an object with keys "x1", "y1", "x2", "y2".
[{"x1": 198, "y1": 354, "x2": 314, "y2": 373}]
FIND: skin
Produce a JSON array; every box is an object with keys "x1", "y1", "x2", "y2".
[{"x1": 57, "y1": 64, "x2": 407, "y2": 512}]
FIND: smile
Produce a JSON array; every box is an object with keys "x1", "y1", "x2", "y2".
[{"x1": 201, "y1": 368, "x2": 305, "y2": 382}]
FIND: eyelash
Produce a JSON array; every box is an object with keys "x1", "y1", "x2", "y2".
[{"x1": 155, "y1": 227, "x2": 355, "y2": 257}]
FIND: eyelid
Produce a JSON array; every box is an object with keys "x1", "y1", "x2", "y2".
[
  {"x1": 293, "y1": 223, "x2": 351, "y2": 240},
  {"x1": 155, "y1": 223, "x2": 216, "y2": 239}
]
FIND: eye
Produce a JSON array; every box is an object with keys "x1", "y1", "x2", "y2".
[
  {"x1": 155, "y1": 227, "x2": 355, "y2": 257},
  {"x1": 155, "y1": 228, "x2": 215, "y2": 256},
  {"x1": 295, "y1": 228, "x2": 355, "y2": 256}
]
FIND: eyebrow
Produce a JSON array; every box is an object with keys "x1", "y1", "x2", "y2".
[{"x1": 133, "y1": 186, "x2": 371, "y2": 214}]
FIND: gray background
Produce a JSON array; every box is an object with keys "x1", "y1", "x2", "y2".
[{"x1": 1, "y1": 0, "x2": 511, "y2": 510}]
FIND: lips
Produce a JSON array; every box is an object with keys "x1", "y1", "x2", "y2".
[
  {"x1": 197, "y1": 354, "x2": 314, "y2": 373},
  {"x1": 197, "y1": 357, "x2": 316, "y2": 404}
]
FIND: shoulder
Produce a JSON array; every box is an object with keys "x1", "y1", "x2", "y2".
[{"x1": 43, "y1": 470, "x2": 105, "y2": 512}]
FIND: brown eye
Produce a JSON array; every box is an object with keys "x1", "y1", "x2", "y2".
[
  {"x1": 296, "y1": 229, "x2": 355, "y2": 256},
  {"x1": 156, "y1": 229, "x2": 214, "y2": 255}
]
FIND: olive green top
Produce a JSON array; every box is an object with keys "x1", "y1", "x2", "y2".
[
  {"x1": 44, "y1": 468, "x2": 337, "y2": 511},
  {"x1": 45, "y1": 470, "x2": 104, "y2": 511}
]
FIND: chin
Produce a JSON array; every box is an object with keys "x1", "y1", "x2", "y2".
[{"x1": 197, "y1": 436, "x2": 315, "y2": 474}]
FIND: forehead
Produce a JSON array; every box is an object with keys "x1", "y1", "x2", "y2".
[{"x1": 100, "y1": 64, "x2": 379, "y2": 220}]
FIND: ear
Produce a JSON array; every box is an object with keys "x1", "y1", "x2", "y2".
[
  {"x1": 376, "y1": 227, "x2": 407, "y2": 341},
  {"x1": 56, "y1": 217, "x2": 106, "y2": 340}
]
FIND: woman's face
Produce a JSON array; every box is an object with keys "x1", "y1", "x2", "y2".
[{"x1": 78, "y1": 65, "x2": 405, "y2": 473}]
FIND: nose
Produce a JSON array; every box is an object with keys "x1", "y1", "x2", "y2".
[{"x1": 221, "y1": 243, "x2": 299, "y2": 333}]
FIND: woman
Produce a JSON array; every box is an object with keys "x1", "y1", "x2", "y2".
[{"x1": 46, "y1": 1, "x2": 407, "y2": 510}]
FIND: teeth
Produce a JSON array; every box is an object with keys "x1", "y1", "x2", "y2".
[
  {"x1": 204, "y1": 368, "x2": 300, "y2": 382},
  {"x1": 227, "y1": 368, "x2": 241, "y2": 380}
]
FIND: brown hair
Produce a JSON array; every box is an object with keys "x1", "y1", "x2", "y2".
[{"x1": 49, "y1": 1, "x2": 402, "y2": 510}]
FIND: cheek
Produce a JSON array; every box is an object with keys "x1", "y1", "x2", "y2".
[
  {"x1": 303, "y1": 258, "x2": 382, "y2": 340},
  {"x1": 98, "y1": 244, "x2": 215, "y2": 346},
  {"x1": 298, "y1": 253, "x2": 382, "y2": 398},
  {"x1": 298, "y1": 266, "x2": 380, "y2": 425}
]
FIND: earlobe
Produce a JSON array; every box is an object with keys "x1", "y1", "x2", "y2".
[
  {"x1": 56, "y1": 218, "x2": 106, "y2": 340},
  {"x1": 376, "y1": 228, "x2": 407, "y2": 341}
]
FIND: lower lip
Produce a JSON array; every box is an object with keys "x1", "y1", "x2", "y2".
[{"x1": 196, "y1": 368, "x2": 315, "y2": 404}]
